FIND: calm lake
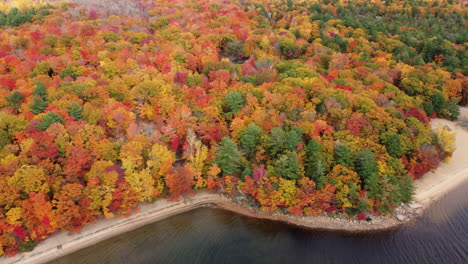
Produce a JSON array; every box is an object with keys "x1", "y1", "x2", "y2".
[{"x1": 51, "y1": 182, "x2": 468, "y2": 264}]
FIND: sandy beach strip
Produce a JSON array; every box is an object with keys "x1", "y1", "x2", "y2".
[
  {"x1": 414, "y1": 116, "x2": 468, "y2": 210},
  {"x1": 3, "y1": 110, "x2": 468, "y2": 264}
]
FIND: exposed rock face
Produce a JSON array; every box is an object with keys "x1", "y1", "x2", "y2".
[
  {"x1": 408, "y1": 202, "x2": 422, "y2": 209},
  {"x1": 396, "y1": 214, "x2": 406, "y2": 221}
]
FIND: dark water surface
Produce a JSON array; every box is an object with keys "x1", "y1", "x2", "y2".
[{"x1": 52, "y1": 182, "x2": 468, "y2": 264}]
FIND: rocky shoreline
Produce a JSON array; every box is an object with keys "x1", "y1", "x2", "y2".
[
  {"x1": 210, "y1": 194, "x2": 424, "y2": 233},
  {"x1": 394, "y1": 201, "x2": 423, "y2": 222}
]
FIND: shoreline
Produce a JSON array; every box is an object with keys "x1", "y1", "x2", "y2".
[{"x1": 3, "y1": 114, "x2": 468, "y2": 264}]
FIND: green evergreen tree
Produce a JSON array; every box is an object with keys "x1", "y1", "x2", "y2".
[
  {"x1": 397, "y1": 174, "x2": 415, "y2": 203},
  {"x1": 306, "y1": 139, "x2": 320, "y2": 155},
  {"x1": 354, "y1": 149, "x2": 380, "y2": 197},
  {"x1": 5, "y1": 91, "x2": 23, "y2": 112},
  {"x1": 334, "y1": 144, "x2": 352, "y2": 166},
  {"x1": 364, "y1": 171, "x2": 380, "y2": 199},
  {"x1": 7, "y1": 8, "x2": 30, "y2": 27},
  {"x1": 224, "y1": 91, "x2": 245, "y2": 118},
  {"x1": 347, "y1": 181, "x2": 359, "y2": 209},
  {"x1": 266, "y1": 126, "x2": 303, "y2": 157},
  {"x1": 6, "y1": 8, "x2": 18, "y2": 26},
  {"x1": 37, "y1": 112, "x2": 63, "y2": 131},
  {"x1": 284, "y1": 126, "x2": 303, "y2": 151},
  {"x1": 0, "y1": 12, "x2": 6, "y2": 26},
  {"x1": 68, "y1": 102, "x2": 83, "y2": 120},
  {"x1": 423, "y1": 101, "x2": 435, "y2": 116},
  {"x1": 266, "y1": 127, "x2": 286, "y2": 157},
  {"x1": 313, "y1": 159, "x2": 327, "y2": 189},
  {"x1": 305, "y1": 140, "x2": 327, "y2": 188},
  {"x1": 29, "y1": 97, "x2": 48, "y2": 114},
  {"x1": 444, "y1": 98, "x2": 460, "y2": 121},
  {"x1": 381, "y1": 133, "x2": 403, "y2": 158},
  {"x1": 239, "y1": 123, "x2": 263, "y2": 159},
  {"x1": 215, "y1": 137, "x2": 243, "y2": 175},
  {"x1": 274, "y1": 151, "x2": 300, "y2": 180},
  {"x1": 431, "y1": 92, "x2": 446, "y2": 114},
  {"x1": 33, "y1": 82, "x2": 48, "y2": 100}
]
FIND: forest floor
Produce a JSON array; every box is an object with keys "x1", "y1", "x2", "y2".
[{"x1": 3, "y1": 108, "x2": 468, "y2": 264}]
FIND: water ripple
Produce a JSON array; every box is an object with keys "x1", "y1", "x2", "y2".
[{"x1": 51, "y1": 182, "x2": 468, "y2": 264}]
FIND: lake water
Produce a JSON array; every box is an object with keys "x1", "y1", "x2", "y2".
[{"x1": 51, "y1": 182, "x2": 468, "y2": 264}]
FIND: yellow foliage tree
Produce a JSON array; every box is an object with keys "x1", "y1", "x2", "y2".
[
  {"x1": 84, "y1": 161, "x2": 119, "y2": 218},
  {"x1": 8, "y1": 165, "x2": 49, "y2": 194},
  {"x1": 147, "y1": 143, "x2": 176, "y2": 178},
  {"x1": 120, "y1": 140, "x2": 145, "y2": 172},
  {"x1": 0, "y1": 173, "x2": 19, "y2": 211},
  {"x1": 437, "y1": 125, "x2": 456, "y2": 162},
  {"x1": 5, "y1": 207, "x2": 22, "y2": 225},
  {"x1": 277, "y1": 177, "x2": 298, "y2": 207},
  {"x1": 327, "y1": 165, "x2": 361, "y2": 210},
  {"x1": 125, "y1": 169, "x2": 155, "y2": 202}
]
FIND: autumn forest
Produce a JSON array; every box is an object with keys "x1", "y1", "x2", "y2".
[{"x1": 0, "y1": 0, "x2": 466, "y2": 256}]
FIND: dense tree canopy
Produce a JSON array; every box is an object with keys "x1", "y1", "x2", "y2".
[{"x1": 0, "y1": 0, "x2": 464, "y2": 256}]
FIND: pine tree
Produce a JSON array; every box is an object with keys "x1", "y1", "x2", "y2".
[
  {"x1": 354, "y1": 149, "x2": 380, "y2": 197},
  {"x1": 305, "y1": 140, "x2": 327, "y2": 188},
  {"x1": 0, "y1": 12, "x2": 6, "y2": 26},
  {"x1": 5, "y1": 91, "x2": 23, "y2": 112},
  {"x1": 29, "y1": 97, "x2": 48, "y2": 114},
  {"x1": 32, "y1": 82, "x2": 47, "y2": 100},
  {"x1": 37, "y1": 112, "x2": 63, "y2": 131},
  {"x1": 397, "y1": 174, "x2": 415, "y2": 203},
  {"x1": 266, "y1": 126, "x2": 303, "y2": 157},
  {"x1": 306, "y1": 139, "x2": 320, "y2": 155},
  {"x1": 381, "y1": 133, "x2": 403, "y2": 158},
  {"x1": 274, "y1": 151, "x2": 300, "y2": 180},
  {"x1": 68, "y1": 102, "x2": 83, "y2": 120},
  {"x1": 423, "y1": 101, "x2": 434, "y2": 116},
  {"x1": 239, "y1": 123, "x2": 263, "y2": 159},
  {"x1": 364, "y1": 172, "x2": 380, "y2": 199},
  {"x1": 445, "y1": 98, "x2": 460, "y2": 121},
  {"x1": 224, "y1": 92, "x2": 245, "y2": 118},
  {"x1": 313, "y1": 159, "x2": 326, "y2": 188},
  {"x1": 215, "y1": 137, "x2": 242, "y2": 175},
  {"x1": 266, "y1": 127, "x2": 287, "y2": 157},
  {"x1": 284, "y1": 126, "x2": 303, "y2": 151},
  {"x1": 431, "y1": 92, "x2": 446, "y2": 114},
  {"x1": 334, "y1": 144, "x2": 352, "y2": 166}
]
